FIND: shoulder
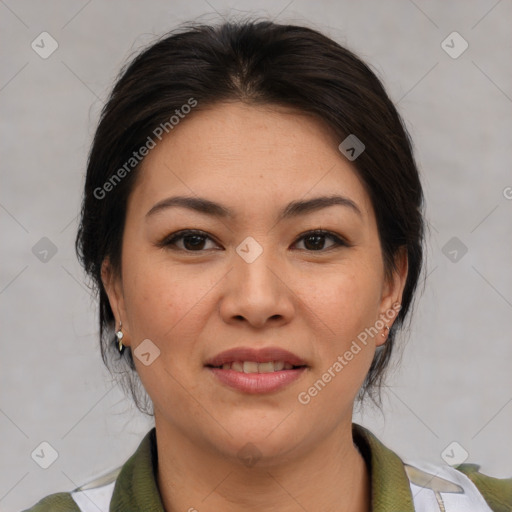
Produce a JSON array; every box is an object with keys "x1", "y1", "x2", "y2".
[
  {"x1": 22, "y1": 428, "x2": 156, "y2": 511},
  {"x1": 353, "y1": 423, "x2": 511, "y2": 512},
  {"x1": 456, "y1": 463, "x2": 512, "y2": 512},
  {"x1": 21, "y1": 469, "x2": 119, "y2": 512},
  {"x1": 404, "y1": 459, "x2": 512, "y2": 512},
  {"x1": 21, "y1": 492, "x2": 80, "y2": 512}
]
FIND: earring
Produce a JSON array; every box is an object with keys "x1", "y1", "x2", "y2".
[
  {"x1": 116, "y1": 321, "x2": 124, "y2": 352},
  {"x1": 381, "y1": 324, "x2": 390, "y2": 339}
]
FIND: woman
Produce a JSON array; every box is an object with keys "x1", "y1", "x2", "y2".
[{"x1": 24, "y1": 19, "x2": 511, "y2": 512}]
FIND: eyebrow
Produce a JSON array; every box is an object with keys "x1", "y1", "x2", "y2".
[{"x1": 145, "y1": 194, "x2": 362, "y2": 221}]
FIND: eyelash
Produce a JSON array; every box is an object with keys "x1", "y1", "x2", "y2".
[{"x1": 158, "y1": 229, "x2": 350, "y2": 253}]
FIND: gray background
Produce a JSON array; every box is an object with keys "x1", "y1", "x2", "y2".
[{"x1": 1, "y1": 1, "x2": 511, "y2": 510}]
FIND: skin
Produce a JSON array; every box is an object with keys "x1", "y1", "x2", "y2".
[{"x1": 102, "y1": 101, "x2": 407, "y2": 512}]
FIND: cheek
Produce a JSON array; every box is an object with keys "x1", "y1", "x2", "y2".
[
  {"x1": 296, "y1": 259, "x2": 383, "y2": 399},
  {"x1": 120, "y1": 257, "x2": 211, "y2": 412},
  {"x1": 122, "y1": 259, "x2": 204, "y2": 340},
  {"x1": 302, "y1": 261, "x2": 383, "y2": 340},
  {"x1": 121, "y1": 250, "x2": 228, "y2": 371}
]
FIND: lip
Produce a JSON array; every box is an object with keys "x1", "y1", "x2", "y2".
[
  {"x1": 204, "y1": 346, "x2": 308, "y2": 394},
  {"x1": 204, "y1": 347, "x2": 307, "y2": 367},
  {"x1": 207, "y1": 367, "x2": 308, "y2": 394}
]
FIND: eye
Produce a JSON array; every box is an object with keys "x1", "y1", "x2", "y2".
[
  {"x1": 159, "y1": 229, "x2": 220, "y2": 252},
  {"x1": 158, "y1": 229, "x2": 348, "y2": 253},
  {"x1": 293, "y1": 229, "x2": 349, "y2": 252}
]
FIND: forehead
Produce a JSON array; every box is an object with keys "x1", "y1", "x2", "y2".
[{"x1": 129, "y1": 102, "x2": 374, "y2": 221}]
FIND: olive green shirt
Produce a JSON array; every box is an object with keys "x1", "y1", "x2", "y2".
[{"x1": 23, "y1": 424, "x2": 512, "y2": 511}]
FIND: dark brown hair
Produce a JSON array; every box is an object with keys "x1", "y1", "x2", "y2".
[{"x1": 76, "y1": 19, "x2": 425, "y2": 415}]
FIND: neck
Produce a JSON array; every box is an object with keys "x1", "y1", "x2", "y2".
[{"x1": 155, "y1": 417, "x2": 371, "y2": 512}]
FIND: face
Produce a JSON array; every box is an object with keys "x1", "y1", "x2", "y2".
[{"x1": 103, "y1": 101, "x2": 406, "y2": 464}]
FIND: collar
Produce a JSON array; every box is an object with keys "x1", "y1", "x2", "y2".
[
  {"x1": 352, "y1": 423, "x2": 415, "y2": 511},
  {"x1": 109, "y1": 423, "x2": 415, "y2": 511}
]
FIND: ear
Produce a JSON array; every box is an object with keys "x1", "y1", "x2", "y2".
[
  {"x1": 101, "y1": 257, "x2": 131, "y2": 346},
  {"x1": 376, "y1": 246, "x2": 408, "y2": 347}
]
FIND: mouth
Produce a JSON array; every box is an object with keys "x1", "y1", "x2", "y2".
[
  {"x1": 204, "y1": 347, "x2": 309, "y2": 394},
  {"x1": 205, "y1": 346, "x2": 308, "y2": 371},
  {"x1": 206, "y1": 361, "x2": 306, "y2": 372}
]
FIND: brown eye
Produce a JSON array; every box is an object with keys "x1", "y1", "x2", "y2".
[
  {"x1": 293, "y1": 230, "x2": 348, "y2": 251},
  {"x1": 159, "y1": 230, "x2": 220, "y2": 252}
]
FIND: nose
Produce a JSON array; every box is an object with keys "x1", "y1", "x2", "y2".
[{"x1": 219, "y1": 246, "x2": 295, "y2": 329}]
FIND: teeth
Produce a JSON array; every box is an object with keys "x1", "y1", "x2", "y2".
[
  {"x1": 258, "y1": 362, "x2": 275, "y2": 373},
  {"x1": 231, "y1": 361, "x2": 244, "y2": 372},
  {"x1": 218, "y1": 361, "x2": 299, "y2": 373},
  {"x1": 243, "y1": 361, "x2": 259, "y2": 373}
]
